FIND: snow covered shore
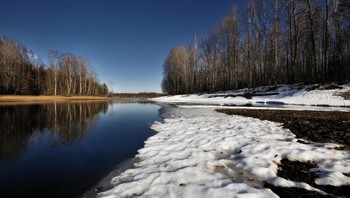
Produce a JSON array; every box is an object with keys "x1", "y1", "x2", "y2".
[
  {"x1": 99, "y1": 84, "x2": 350, "y2": 197},
  {"x1": 154, "y1": 84, "x2": 350, "y2": 107}
]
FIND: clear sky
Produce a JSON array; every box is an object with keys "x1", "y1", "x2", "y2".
[{"x1": 0, "y1": 0, "x2": 244, "y2": 93}]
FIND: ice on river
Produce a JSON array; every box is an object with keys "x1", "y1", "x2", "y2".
[{"x1": 99, "y1": 106, "x2": 350, "y2": 197}]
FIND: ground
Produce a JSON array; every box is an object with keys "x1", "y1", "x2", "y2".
[
  {"x1": 0, "y1": 95, "x2": 113, "y2": 105},
  {"x1": 217, "y1": 109, "x2": 350, "y2": 150},
  {"x1": 217, "y1": 109, "x2": 350, "y2": 197},
  {"x1": 99, "y1": 84, "x2": 350, "y2": 198}
]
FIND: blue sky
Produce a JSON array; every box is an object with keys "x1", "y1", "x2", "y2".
[{"x1": 0, "y1": 0, "x2": 244, "y2": 92}]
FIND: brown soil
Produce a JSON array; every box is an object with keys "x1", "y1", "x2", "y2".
[
  {"x1": 217, "y1": 109, "x2": 350, "y2": 150},
  {"x1": 267, "y1": 159, "x2": 350, "y2": 197},
  {"x1": 337, "y1": 91, "x2": 350, "y2": 100},
  {"x1": 217, "y1": 109, "x2": 350, "y2": 197}
]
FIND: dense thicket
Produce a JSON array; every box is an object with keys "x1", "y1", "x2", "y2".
[
  {"x1": 0, "y1": 37, "x2": 108, "y2": 95},
  {"x1": 162, "y1": 0, "x2": 350, "y2": 94}
]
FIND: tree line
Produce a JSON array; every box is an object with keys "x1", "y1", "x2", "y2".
[
  {"x1": 0, "y1": 37, "x2": 108, "y2": 95},
  {"x1": 162, "y1": 0, "x2": 350, "y2": 95},
  {"x1": 111, "y1": 92, "x2": 165, "y2": 98}
]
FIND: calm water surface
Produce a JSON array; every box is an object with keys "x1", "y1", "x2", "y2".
[{"x1": 0, "y1": 100, "x2": 161, "y2": 198}]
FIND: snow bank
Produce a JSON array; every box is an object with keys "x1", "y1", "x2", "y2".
[
  {"x1": 152, "y1": 84, "x2": 350, "y2": 107},
  {"x1": 99, "y1": 106, "x2": 350, "y2": 197}
]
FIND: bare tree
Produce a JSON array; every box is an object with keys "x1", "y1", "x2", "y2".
[
  {"x1": 161, "y1": 0, "x2": 350, "y2": 95},
  {"x1": 49, "y1": 50, "x2": 60, "y2": 96}
]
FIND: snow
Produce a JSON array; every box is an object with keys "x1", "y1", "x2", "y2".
[
  {"x1": 99, "y1": 84, "x2": 350, "y2": 197},
  {"x1": 153, "y1": 84, "x2": 350, "y2": 108}
]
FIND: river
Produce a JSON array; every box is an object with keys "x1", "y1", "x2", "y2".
[{"x1": 0, "y1": 100, "x2": 161, "y2": 198}]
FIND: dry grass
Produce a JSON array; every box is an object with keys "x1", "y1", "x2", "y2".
[
  {"x1": 0, "y1": 95, "x2": 112, "y2": 105},
  {"x1": 335, "y1": 91, "x2": 350, "y2": 100},
  {"x1": 339, "y1": 91, "x2": 350, "y2": 100}
]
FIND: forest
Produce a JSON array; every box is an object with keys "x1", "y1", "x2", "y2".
[
  {"x1": 0, "y1": 37, "x2": 108, "y2": 95},
  {"x1": 162, "y1": 0, "x2": 350, "y2": 95}
]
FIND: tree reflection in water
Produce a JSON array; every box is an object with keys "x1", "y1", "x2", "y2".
[{"x1": 0, "y1": 102, "x2": 109, "y2": 163}]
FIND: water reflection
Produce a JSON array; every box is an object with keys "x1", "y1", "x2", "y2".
[{"x1": 0, "y1": 102, "x2": 109, "y2": 163}]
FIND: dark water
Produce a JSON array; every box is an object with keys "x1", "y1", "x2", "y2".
[{"x1": 0, "y1": 101, "x2": 161, "y2": 198}]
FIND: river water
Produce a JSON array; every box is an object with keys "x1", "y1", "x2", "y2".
[{"x1": 0, "y1": 100, "x2": 161, "y2": 198}]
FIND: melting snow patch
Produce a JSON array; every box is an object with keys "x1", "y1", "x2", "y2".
[
  {"x1": 152, "y1": 84, "x2": 350, "y2": 108},
  {"x1": 99, "y1": 106, "x2": 350, "y2": 198}
]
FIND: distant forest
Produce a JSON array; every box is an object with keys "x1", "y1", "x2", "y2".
[
  {"x1": 0, "y1": 37, "x2": 108, "y2": 95},
  {"x1": 162, "y1": 0, "x2": 350, "y2": 95}
]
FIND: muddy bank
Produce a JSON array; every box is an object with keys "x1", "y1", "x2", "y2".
[
  {"x1": 217, "y1": 108, "x2": 350, "y2": 197},
  {"x1": 265, "y1": 159, "x2": 350, "y2": 197},
  {"x1": 217, "y1": 109, "x2": 350, "y2": 150}
]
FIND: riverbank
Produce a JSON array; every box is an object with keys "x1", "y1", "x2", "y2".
[
  {"x1": 0, "y1": 95, "x2": 113, "y2": 105},
  {"x1": 217, "y1": 109, "x2": 350, "y2": 150},
  {"x1": 154, "y1": 83, "x2": 350, "y2": 107},
  {"x1": 99, "y1": 105, "x2": 350, "y2": 197},
  {"x1": 82, "y1": 159, "x2": 135, "y2": 198},
  {"x1": 97, "y1": 84, "x2": 350, "y2": 197},
  {"x1": 216, "y1": 108, "x2": 350, "y2": 197}
]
